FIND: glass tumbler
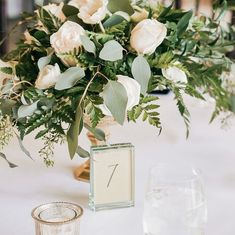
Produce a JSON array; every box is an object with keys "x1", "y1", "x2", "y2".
[
  {"x1": 143, "y1": 164, "x2": 207, "y2": 235},
  {"x1": 32, "y1": 202, "x2": 83, "y2": 235}
]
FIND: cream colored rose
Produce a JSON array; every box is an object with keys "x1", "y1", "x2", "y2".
[
  {"x1": 43, "y1": 3, "x2": 66, "y2": 22},
  {"x1": 99, "y1": 75, "x2": 141, "y2": 116},
  {"x1": 162, "y1": 66, "x2": 188, "y2": 84},
  {"x1": 130, "y1": 19, "x2": 167, "y2": 55},
  {"x1": 78, "y1": 0, "x2": 108, "y2": 24},
  {"x1": 68, "y1": 0, "x2": 88, "y2": 8},
  {"x1": 50, "y1": 21, "x2": 86, "y2": 54},
  {"x1": 35, "y1": 64, "x2": 61, "y2": 89}
]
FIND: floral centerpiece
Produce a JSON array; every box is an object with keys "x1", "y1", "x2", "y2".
[{"x1": 0, "y1": 0, "x2": 234, "y2": 166}]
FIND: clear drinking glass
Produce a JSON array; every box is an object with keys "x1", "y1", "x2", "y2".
[
  {"x1": 143, "y1": 164, "x2": 207, "y2": 235},
  {"x1": 32, "y1": 202, "x2": 83, "y2": 235}
]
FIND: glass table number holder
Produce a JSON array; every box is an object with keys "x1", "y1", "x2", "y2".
[{"x1": 89, "y1": 143, "x2": 135, "y2": 211}]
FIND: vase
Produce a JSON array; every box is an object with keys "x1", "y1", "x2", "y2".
[{"x1": 74, "y1": 115, "x2": 116, "y2": 182}]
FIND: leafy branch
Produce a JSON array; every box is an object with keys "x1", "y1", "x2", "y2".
[
  {"x1": 128, "y1": 95, "x2": 161, "y2": 129},
  {"x1": 39, "y1": 131, "x2": 65, "y2": 167}
]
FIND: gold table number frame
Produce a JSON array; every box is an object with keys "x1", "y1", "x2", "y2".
[{"x1": 89, "y1": 143, "x2": 135, "y2": 211}]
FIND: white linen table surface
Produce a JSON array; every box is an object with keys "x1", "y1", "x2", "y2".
[{"x1": 0, "y1": 93, "x2": 235, "y2": 235}]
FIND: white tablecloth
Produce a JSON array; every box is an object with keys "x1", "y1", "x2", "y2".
[{"x1": 0, "y1": 93, "x2": 235, "y2": 235}]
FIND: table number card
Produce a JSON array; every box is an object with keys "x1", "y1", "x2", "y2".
[{"x1": 89, "y1": 143, "x2": 135, "y2": 211}]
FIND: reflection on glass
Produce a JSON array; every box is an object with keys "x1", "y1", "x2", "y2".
[{"x1": 143, "y1": 164, "x2": 207, "y2": 235}]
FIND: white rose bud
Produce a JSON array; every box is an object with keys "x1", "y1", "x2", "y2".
[
  {"x1": 130, "y1": 19, "x2": 167, "y2": 55},
  {"x1": 99, "y1": 75, "x2": 141, "y2": 116},
  {"x1": 68, "y1": 0, "x2": 88, "y2": 8},
  {"x1": 35, "y1": 64, "x2": 61, "y2": 90},
  {"x1": 78, "y1": 0, "x2": 108, "y2": 24},
  {"x1": 50, "y1": 21, "x2": 86, "y2": 54},
  {"x1": 43, "y1": 3, "x2": 66, "y2": 22},
  {"x1": 148, "y1": 0, "x2": 159, "y2": 8},
  {"x1": 0, "y1": 60, "x2": 13, "y2": 90},
  {"x1": 131, "y1": 6, "x2": 148, "y2": 23},
  {"x1": 162, "y1": 66, "x2": 188, "y2": 84}
]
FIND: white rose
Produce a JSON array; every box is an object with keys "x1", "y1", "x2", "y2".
[
  {"x1": 35, "y1": 64, "x2": 61, "y2": 89},
  {"x1": 130, "y1": 19, "x2": 167, "y2": 55},
  {"x1": 68, "y1": 0, "x2": 88, "y2": 8},
  {"x1": 162, "y1": 66, "x2": 188, "y2": 84},
  {"x1": 78, "y1": 0, "x2": 108, "y2": 24},
  {"x1": 43, "y1": 3, "x2": 66, "y2": 22},
  {"x1": 50, "y1": 21, "x2": 86, "y2": 54},
  {"x1": 99, "y1": 75, "x2": 141, "y2": 116},
  {"x1": 0, "y1": 60, "x2": 13, "y2": 90}
]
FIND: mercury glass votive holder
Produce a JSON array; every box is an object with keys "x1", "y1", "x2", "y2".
[{"x1": 31, "y1": 202, "x2": 83, "y2": 235}]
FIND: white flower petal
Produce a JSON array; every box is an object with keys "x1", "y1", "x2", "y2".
[
  {"x1": 35, "y1": 64, "x2": 61, "y2": 90},
  {"x1": 77, "y1": 0, "x2": 108, "y2": 24},
  {"x1": 99, "y1": 75, "x2": 141, "y2": 117},
  {"x1": 50, "y1": 21, "x2": 86, "y2": 60},
  {"x1": 130, "y1": 19, "x2": 167, "y2": 55}
]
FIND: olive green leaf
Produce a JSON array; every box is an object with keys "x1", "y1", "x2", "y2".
[
  {"x1": 84, "y1": 123, "x2": 106, "y2": 141},
  {"x1": 177, "y1": 10, "x2": 193, "y2": 37},
  {"x1": 76, "y1": 146, "x2": 90, "y2": 158},
  {"x1": 0, "y1": 152, "x2": 18, "y2": 168},
  {"x1": 103, "y1": 12, "x2": 129, "y2": 28},
  {"x1": 67, "y1": 104, "x2": 83, "y2": 159},
  {"x1": 108, "y1": 0, "x2": 134, "y2": 15},
  {"x1": 62, "y1": 4, "x2": 79, "y2": 17},
  {"x1": 16, "y1": 133, "x2": 34, "y2": 160}
]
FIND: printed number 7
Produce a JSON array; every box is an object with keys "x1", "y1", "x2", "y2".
[{"x1": 107, "y1": 164, "x2": 119, "y2": 188}]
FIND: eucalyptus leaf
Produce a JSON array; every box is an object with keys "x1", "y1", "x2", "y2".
[
  {"x1": 1, "y1": 80, "x2": 13, "y2": 95},
  {"x1": 16, "y1": 134, "x2": 34, "y2": 160},
  {"x1": 80, "y1": 35, "x2": 96, "y2": 55},
  {"x1": 76, "y1": 146, "x2": 90, "y2": 158},
  {"x1": 99, "y1": 40, "x2": 124, "y2": 62},
  {"x1": 21, "y1": 94, "x2": 28, "y2": 105},
  {"x1": 108, "y1": 0, "x2": 134, "y2": 15},
  {"x1": 55, "y1": 67, "x2": 85, "y2": 90},
  {"x1": 0, "y1": 152, "x2": 18, "y2": 168},
  {"x1": 84, "y1": 123, "x2": 106, "y2": 141},
  {"x1": 103, "y1": 80, "x2": 128, "y2": 125},
  {"x1": 131, "y1": 56, "x2": 151, "y2": 94},
  {"x1": 17, "y1": 101, "x2": 39, "y2": 119},
  {"x1": 37, "y1": 55, "x2": 52, "y2": 71},
  {"x1": 103, "y1": 14, "x2": 126, "y2": 28},
  {"x1": 67, "y1": 105, "x2": 83, "y2": 159}
]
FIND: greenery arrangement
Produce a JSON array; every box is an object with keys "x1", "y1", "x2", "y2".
[{"x1": 0, "y1": 0, "x2": 234, "y2": 166}]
